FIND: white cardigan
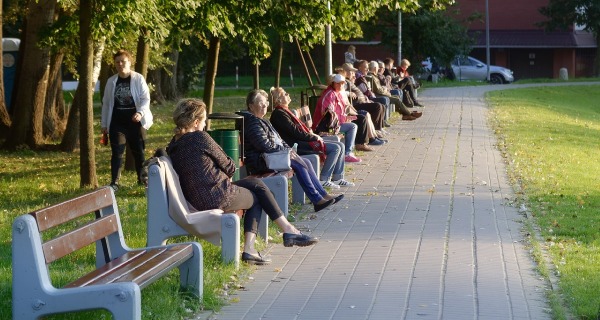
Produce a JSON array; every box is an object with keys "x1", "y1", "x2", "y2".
[{"x1": 101, "y1": 71, "x2": 153, "y2": 130}]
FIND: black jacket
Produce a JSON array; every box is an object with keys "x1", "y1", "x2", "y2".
[
  {"x1": 269, "y1": 108, "x2": 319, "y2": 156},
  {"x1": 237, "y1": 110, "x2": 289, "y2": 174}
]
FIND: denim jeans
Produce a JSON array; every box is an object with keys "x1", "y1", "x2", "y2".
[
  {"x1": 291, "y1": 157, "x2": 328, "y2": 204},
  {"x1": 339, "y1": 122, "x2": 357, "y2": 155},
  {"x1": 320, "y1": 140, "x2": 345, "y2": 181}
]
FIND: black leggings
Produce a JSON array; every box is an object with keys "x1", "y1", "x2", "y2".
[
  {"x1": 109, "y1": 122, "x2": 146, "y2": 184},
  {"x1": 226, "y1": 177, "x2": 284, "y2": 235}
]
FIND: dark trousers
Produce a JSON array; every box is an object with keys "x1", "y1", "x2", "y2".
[
  {"x1": 109, "y1": 122, "x2": 146, "y2": 184},
  {"x1": 354, "y1": 102, "x2": 385, "y2": 130},
  {"x1": 228, "y1": 177, "x2": 284, "y2": 235},
  {"x1": 352, "y1": 114, "x2": 369, "y2": 145},
  {"x1": 398, "y1": 78, "x2": 419, "y2": 104}
]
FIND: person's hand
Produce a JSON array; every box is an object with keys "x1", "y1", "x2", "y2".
[
  {"x1": 313, "y1": 134, "x2": 323, "y2": 142},
  {"x1": 349, "y1": 92, "x2": 357, "y2": 100},
  {"x1": 132, "y1": 112, "x2": 142, "y2": 122}
]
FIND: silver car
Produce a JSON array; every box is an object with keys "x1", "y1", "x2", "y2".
[{"x1": 451, "y1": 56, "x2": 514, "y2": 84}]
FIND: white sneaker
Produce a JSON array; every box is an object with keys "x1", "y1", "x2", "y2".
[
  {"x1": 333, "y1": 179, "x2": 355, "y2": 187},
  {"x1": 320, "y1": 180, "x2": 341, "y2": 189}
]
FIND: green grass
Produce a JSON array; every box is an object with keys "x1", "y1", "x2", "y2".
[
  {"x1": 0, "y1": 90, "x2": 305, "y2": 319},
  {"x1": 488, "y1": 84, "x2": 600, "y2": 319}
]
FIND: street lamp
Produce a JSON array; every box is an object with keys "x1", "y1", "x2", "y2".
[{"x1": 485, "y1": 0, "x2": 490, "y2": 81}]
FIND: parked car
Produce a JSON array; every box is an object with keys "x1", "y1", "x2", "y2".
[{"x1": 451, "y1": 56, "x2": 514, "y2": 84}]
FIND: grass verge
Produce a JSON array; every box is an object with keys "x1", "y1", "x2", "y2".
[
  {"x1": 0, "y1": 89, "x2": 305, "y2": 319},
  {"x1": 488, "y1": 84, "x2": 600, "y2": 319}
]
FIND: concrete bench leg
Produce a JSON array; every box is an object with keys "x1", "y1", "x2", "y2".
[{"x1": 220, "y1": 214, "x2": 240, "y2": 268}]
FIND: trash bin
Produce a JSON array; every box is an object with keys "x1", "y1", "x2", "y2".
[
  {"x1": 3, "y1": 38, "x2": 20, "y2": 111},
  {"x1": 208, "y1": 129, "x2": 240, "y2": 180},
  {"x1": 207, "y1": 113, "x2": 244, "y2": 181}
]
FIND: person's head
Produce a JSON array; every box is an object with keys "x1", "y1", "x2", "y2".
[
  {"x1": 383, "y1": 57, "x2": 394, "y2": 69},
  {"x1": 347, "y1": 45, "x2": 356, "y2": 53},
  {"x1": 400, "y1": 59, "x2": 411, "y2": 69},
  {"x1": 341, "y1": 63, "x2": 357, "y2": 78},
  {"x1": 246, "y1": 89, "x2": 270, "y2": 118},
  {"x1": 356, "y1": 60, "x2": 369, "y2": 73},
  {"x1": 173, "y1": 98, "x2": 207, "y2": 134},
  {"x1": 113, "y1": 50, "x2": 133, "y2": 76},
  {"x1": 368, "y1": 61, "x2": 379, "y2": 73},
  {"x1": 377, "y1": 61, "x2": 386, "y2": 74},
  {"x1": 271, "y1": 87, "x2": 291, "y2": 107},
  {"x1": 330, "y1": 74, "x2": 346, "y2": 92}
]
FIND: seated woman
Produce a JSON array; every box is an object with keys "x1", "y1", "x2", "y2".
[
  {"x1": 269, "y1": 87, "x2": 355, "y2": 189},
  {"x1": 166, "y1": 98, "x2": 317, "y2": 265},
  {"x1": 238, "y1": 89, "x2": 342, "y2": 212},
  {"x1": 313, "y1": 74, "x2": 369, "y2": 162}
]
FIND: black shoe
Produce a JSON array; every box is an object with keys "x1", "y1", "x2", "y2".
[
  {"x1": 333, "y1": 194, "x2": 344, "y2": 203},
  {"x1": 241, "y1": 252, "x2": 271, "y2": 265},
  {"x1": 283, "y1": 233, "x2": 319, "y2": 247},
  {"x1": 109, "y1": 183, "x2": 119, "y2": 192},
  {"x1": 314, "y1": 198, "x2": 335, "y2": 212}
]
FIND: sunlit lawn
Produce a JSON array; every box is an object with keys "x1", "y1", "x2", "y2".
[
  {"x1": 489, "y1": 84, "x2": 600, "y2": 319},
  {"x1": 0, "y1": 87, "x2": 302, "y2": 319}
]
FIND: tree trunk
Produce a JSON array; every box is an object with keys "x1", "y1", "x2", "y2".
[
  {"x1": 78, "y1": 0, "x2": 97, "y2": 188},
  {"x1": 275, "y1": 37, "x2": 283, "y2": 88},
  {"x1": 595, "y1": 33, "x2": 600, "y2": 77},
  {"x1": 59, "y1": 93, "x2": 79, "y2": 151},
  {"x1": 61, "y1": 41, "x2": 105, "y2": 152},
  {"x1": 203, "y1": 36, "x2": 220, "y2": 130},
  {"x1": 253, "y1": 63, "x2": 260, "y2": 90},
  {"x1": 4, "y1": 0, "x2": 56, "y2": 150},
  {"x1": 148, "y1": 69, "x2": 165, "y2": 103},
  {"x1": 0, "y1": 0, "x2": 11, "y2": 139},
  {"x1": 135, "y1": 29, "x2": 149, "y2": 78},
  {"x1": 295, "y1": 38, "x2": 315, "y2": 95},
  {"x1": 43, "y1": 51, "x2": 65, "y2": 140},
  {"x1": 160, "y1": 48, "x2": 179, "y2": 101}
]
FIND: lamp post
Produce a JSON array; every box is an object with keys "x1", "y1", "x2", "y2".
[
  {"x1": 397, "y1": 10, "x2": 402, "y2": 63},
  {"x1": 325, "y1": 1, "x2": 333, "y2": 76}
]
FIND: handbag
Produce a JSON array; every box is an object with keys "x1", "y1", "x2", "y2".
[
  {"x1": 314, "y1": 110, "x2": 340, "y2": 135},
  {"x1": 262, "y1": 149, "x2": 292, "y2": 172}
]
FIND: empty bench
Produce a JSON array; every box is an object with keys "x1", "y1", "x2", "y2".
[
  {"x1": 11, "y1": 187, "x2": 202, "y2": 320},
  {"x1": 146, "y1": 156, "x2": 241, "y2": 267}
]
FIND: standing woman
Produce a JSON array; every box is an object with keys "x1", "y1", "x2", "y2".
[
  {"x1": 101, "y1": 50, "x2": 153, "y2": 190},
  {"x1": 167, "y1": 98, "x2": 318, "y2": 265}
]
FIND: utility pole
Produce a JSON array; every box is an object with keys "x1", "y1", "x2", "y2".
[
  {"x1": 397, "y1": 11, "x2": 402, "y2": 63},
  {"x1": 325, "y1": 1, "x2": 333, "y2": 76}
]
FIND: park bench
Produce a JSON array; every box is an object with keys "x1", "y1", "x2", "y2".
[
  {"x1": 145, "y1": 156, "x2": 241, "y2": 267},
  {"x1": 11, "y1": 186, "x2": 202, "y2": 320}
]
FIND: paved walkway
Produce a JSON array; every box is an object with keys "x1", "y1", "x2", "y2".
[{"x1": 203, "y1": 85, "x2": 552, "y2": 320}]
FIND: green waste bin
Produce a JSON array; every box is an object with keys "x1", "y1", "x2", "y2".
[{"x1": 208, "y1": 129, "x2": 240, "y2": 181}]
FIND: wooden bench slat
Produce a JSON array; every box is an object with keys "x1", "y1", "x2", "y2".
[
  {"x1": 32, "y1": 187, "x2": 113, "y2": 231},
  {"x1": 64, "y1": 245, "x2": 193, "y2": 289},
  {"x1": 42, "y1": 214, "x2": 119, "y2": 264},
  {"x1": 114, "y1": 245, "x2": 194, "y2": 288}
]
